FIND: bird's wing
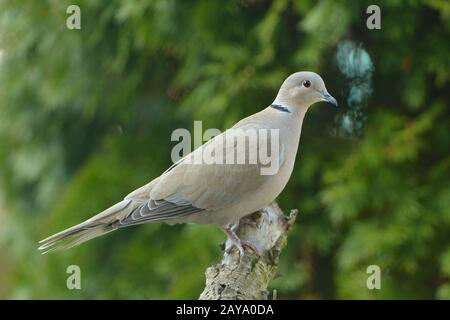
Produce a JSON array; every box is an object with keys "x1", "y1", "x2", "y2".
[{"x1": 120, "y1": 122, "x2": 285, "y2": 226}]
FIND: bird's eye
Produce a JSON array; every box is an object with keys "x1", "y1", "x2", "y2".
[{"x1": 302, "y1": 80, "x2": 311, "y2": 88}]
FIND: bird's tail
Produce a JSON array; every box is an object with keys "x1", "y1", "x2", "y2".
[{"x1": 38, "y1": 199, "x2": 133, "y2": 254}]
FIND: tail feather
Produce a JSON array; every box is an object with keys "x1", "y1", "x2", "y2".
[
  {"x1": 38, "y1": 199, "x2": 133, "y2": 254},
  {"x1": 38, "y1": 193, "x2": 201, "y2": 254},
  {"x1": 38, "y1": 224, "x2": 115, "y2": 254}
]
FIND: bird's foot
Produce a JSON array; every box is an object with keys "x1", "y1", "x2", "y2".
[
  {"x1": 227, "y1": 238, "x2": 260, "y2": 257},
  {"x1": 222, "y1": 225, "x2": 260, "y2": 257}
]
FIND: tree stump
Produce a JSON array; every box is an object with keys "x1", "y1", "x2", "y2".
[{"x1": 199, "y1": 202, "x2": 298, "y2": 300}]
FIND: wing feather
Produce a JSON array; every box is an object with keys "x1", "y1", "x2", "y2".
[{"x1": 119, "y1": 122, "x2": 284, "y2": 226}]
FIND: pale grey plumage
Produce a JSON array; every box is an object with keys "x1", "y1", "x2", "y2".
[{"x1": 38, "y1": 71, "x2": 337, "y2": 254}]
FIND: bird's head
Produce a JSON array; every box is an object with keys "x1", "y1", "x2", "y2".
[{"x1": 273, "y1": 71, "x2": 337, "y2": 112}]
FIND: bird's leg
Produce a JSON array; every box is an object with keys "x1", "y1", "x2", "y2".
[{"x1": 222, "y1": 225, "x2": 259, "y2": 257}]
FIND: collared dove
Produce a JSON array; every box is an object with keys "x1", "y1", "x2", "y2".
[{"x1": 38, "y1": 71, "x2": 337, "y2": 255}]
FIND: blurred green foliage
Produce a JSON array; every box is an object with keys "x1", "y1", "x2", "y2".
[{"x1": 0, "y1": 0, "x2": 449, "y2": 299}]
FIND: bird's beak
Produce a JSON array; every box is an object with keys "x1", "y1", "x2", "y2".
[{"x1": 321, "y1": 91, "x2": 338, "y2": 107}]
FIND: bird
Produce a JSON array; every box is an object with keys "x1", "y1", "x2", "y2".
[{"x1": 38, "y1": 71, "x2": 337, "y2": 255}]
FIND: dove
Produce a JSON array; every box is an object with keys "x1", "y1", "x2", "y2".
[{"x1": 38, "y1": 71, "x2": 337, "y2": 256}]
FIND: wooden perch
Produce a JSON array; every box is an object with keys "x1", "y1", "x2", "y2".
[{"x1": 199, "y1": 202, "x2": 298, "y2": 300}]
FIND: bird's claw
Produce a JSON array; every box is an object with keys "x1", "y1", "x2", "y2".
[
  {"x1": 240, "y1": 239, "x2": 260, "y2": 256},
  {"x1": 223, "y1": 225, "x2": 261, "y2": 257},
  {"x1": 226, "y1": 238, "x2": 260, "y2": 257}
]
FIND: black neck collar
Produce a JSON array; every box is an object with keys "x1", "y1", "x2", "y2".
[{"x1": 271, "y1": 104, "x2": 292, "y2": 114}]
